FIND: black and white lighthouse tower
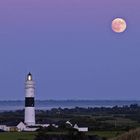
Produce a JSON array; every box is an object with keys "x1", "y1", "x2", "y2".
[{"x1": 24, "y1": 73, "x2": 35, "y2": 126}]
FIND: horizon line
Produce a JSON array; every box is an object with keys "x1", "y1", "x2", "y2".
[{"x1": 0, "y1": 99, "x2": 140, "y2": 101}]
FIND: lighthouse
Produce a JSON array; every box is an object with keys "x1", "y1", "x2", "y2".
[{"x1": 24, "y1": 73, "x2": 35, "y2": 126}]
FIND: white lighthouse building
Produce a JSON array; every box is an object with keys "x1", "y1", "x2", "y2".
[{"x1": 24, "y1": 73, "x2": 36, "y2": 126}]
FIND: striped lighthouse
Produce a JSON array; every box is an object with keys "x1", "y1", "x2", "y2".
[{"x1": 24, "y1": 73, "x2": 35, "y2": 126}]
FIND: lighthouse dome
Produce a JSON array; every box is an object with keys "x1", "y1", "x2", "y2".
[{"x1": 27, "y1": 72, "x2": 32, "y2": 81}]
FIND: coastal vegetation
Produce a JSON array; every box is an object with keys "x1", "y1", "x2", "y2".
[
  {"x1": 110, "y1": 128, "x2": 140, "y2": 140},
  {"x1": 0, "y1": 104, "x2": 140, "y2": 139}
]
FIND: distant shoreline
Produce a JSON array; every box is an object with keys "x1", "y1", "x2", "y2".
[
  {"x1": 0, "y1": 100, "x2": 140, "y2": 111},
  {"x1": 0, "y1": 99, "x2": 140, "y2": 101}
]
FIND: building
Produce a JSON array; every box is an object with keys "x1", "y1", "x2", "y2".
[
  {"x1": 0, "y1": 125, "x2": 10, "y2": 131},
  {"x1": 17, "y1": 122, "x2": 26, "y2": 131},
  {"x1": 74, "y1": 124, "x2": 88, "y2": 132}
]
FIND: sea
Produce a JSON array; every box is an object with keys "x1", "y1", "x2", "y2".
[{"x1": 0, "y1": 100, "x2": 140, "y2": 111}]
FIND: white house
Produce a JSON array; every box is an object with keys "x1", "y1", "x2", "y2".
[
  {"x1": 74, "y1": 124, "x2": 88, "y2": 132},
  {"x1": 36, "y1": 124, "x2": 50, "y2": 128},
  {"x1": 0, "y1": 125, "x2": 10, "y2": 131},
  {"x1": 66, "y1": 121, "x2": 73, "y2": 126},
  {"x1": 17, "y1": 122, "x2": 26, "y2": 132},
  {"x1": 24, "y1": 127, "x2": 38, "y2": 132},
  {"x1": 52, "y1": 124, "x2": 59, "y2": 128}
]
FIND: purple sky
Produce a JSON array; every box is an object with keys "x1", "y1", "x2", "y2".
[{"x1": 0, "y1": 0, "x2": 140, "y2": 100}]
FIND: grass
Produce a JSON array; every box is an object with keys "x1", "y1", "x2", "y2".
[
  {"x1": 87, "y1": 131, "x2": 125, "y2": 138},
  {"x1": 110, "y1": 128, "x2": 140, "y2": 140},
  {"x1": 0, "y1": 130, "x2": 126, "y2": 140},
  {"x1": 0, "y1": 132, "x2": 36, "y2": 140}
]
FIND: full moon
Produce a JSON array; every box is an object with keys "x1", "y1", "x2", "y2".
[{"x1": 112, "y1": 18, "x2": 127, "y2": 33}]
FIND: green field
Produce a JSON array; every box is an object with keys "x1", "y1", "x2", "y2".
[
  {"x1": 0, "y1": 132, "x2": 36, "y2": 140},
  {"x1": 87, "y1": 131, "x2": 125, "y2": 138},
  {"x1": 0, "y1": 131, "x2": 125, "y2": 140}
]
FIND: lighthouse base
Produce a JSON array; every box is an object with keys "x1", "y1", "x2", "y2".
[{"x1": 24, "y1": 107, "x2": 35, "y2": 126}]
